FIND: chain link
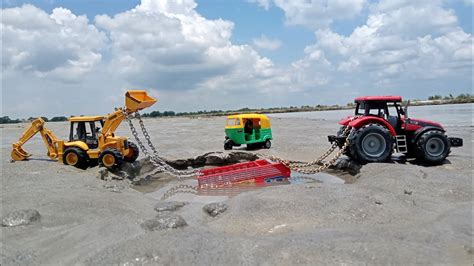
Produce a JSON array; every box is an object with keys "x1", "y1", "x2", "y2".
[
  {"x1": 124, "y1": 110, "x2": 200, "y2": 179},
  {"x1": 260, "y1": 126, "x2": 353, "y2": 175},
  {"x1": 160, "y1": 184, "x2": 198, "y2": 200}
]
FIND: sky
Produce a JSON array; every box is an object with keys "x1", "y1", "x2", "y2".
[{"x1": 1, "y1": 0, "x2": 473, "y2": 118}]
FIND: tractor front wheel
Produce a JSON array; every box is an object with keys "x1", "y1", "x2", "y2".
[
  {"x1": 63, "y1": 147, "x2": 88, "y2": 170},
  {"x1": 416, "y1": 130, "x2": 450, "y2": 165},
  {"x1": 124, "y1": 141, "x2": 139, "y2": 163},
  {"x1": 349, "y1": 124, "x2": 393, "y2": 163},
  {"x1": 99, "y1": 148, "x2": 124, "y2": 170}
]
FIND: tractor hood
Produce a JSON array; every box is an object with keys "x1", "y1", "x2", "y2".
[
  {"x1": 339, "y1": 116, "x2": 444, "y2": 130},
  {"x1": 405, "y1": 118, "x2": 444, "y2": 129}
]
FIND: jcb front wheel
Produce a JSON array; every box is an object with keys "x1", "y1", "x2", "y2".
[
  {"x1": 124, "y1": 141, "x2": 139, "y2": 163},
  {"x1": 99, "y1": 149, "x2": 124, "y2": 170},
  {"x1": 63, "y1": 147, "x2": 88, "y2": 170}
]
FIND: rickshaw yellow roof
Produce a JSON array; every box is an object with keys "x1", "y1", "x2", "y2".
[{"x1": 226, "y1": 113, "x2": 270, "y2": 120}]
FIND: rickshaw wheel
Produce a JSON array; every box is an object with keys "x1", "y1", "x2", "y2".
[
  {"x1": 264, "y1": 140, "x2": 272, "y2": 149},
  {"x1": 224, "y1": 141, "x2": 233, "y2": 150}
]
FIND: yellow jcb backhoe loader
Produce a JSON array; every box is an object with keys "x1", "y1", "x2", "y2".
[{"x1": 11, "y1": 90, "x2": 157, "y2": 170}]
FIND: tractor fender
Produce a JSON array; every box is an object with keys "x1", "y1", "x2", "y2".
[
  {"x1": 348, "y1": 117, "x2": 397, "y2": 136},
  {"x1": 412, "y1": 126, "x2": 445, "y2": 144},
  {"x1": 63, "y1": 141, "x2": 89, "y2": 151}
]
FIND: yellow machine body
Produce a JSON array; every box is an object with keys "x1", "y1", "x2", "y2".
[{"x1": 11, "y1": 90, "x2": 157, "y2": 169}]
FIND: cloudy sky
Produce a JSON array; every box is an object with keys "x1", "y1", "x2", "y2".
[{"x1": 2, "y1": 0, "x2": 473, "y2": 118}]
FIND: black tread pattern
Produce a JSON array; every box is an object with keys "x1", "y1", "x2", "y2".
[
  {"x1": 99, "y1": 148, "x2": 124, "y2": 170},
  {"x1": 416, "y1": 130, "x2": 450, "y2": 165},
  {"x1": 349, "y1": 123, "x2": 393, "y2": 163},
  {"x1": 124, "y1": 141, "x2": 140, "y2": 162},
  {"x1": 63, "y1": 147, "x2": 88, "y2": 170}
]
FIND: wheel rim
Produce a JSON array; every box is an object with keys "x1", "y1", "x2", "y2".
[
  {"x1": 265, "y1": 141, "x2": 271, "y2": 148},
  {"x1": 425, "y1": 137, "x2": 445, "y2": 157},
  {"x1": 361, "y1": 133, "x2": 386, "y2": 157},
  {"x1": 65, "y1": 153, "x2": 78, "y2": 165},
  {"x1": 102, "y1": 154, "x2": 115, "y2": 167}
]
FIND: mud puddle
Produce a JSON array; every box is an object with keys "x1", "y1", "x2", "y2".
[{"x1": 136, "y1": 171, "x2": 345, "y2": 202}]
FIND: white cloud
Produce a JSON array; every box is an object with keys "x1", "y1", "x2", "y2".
[
  {"x1": 252, "y1": 35, "x2": 282, "y2": 50},
  {"x1": 285, "y1": 0, "x2": 473, "y2": 99},
  {"x1": 252, "y1": 0, "x2": 367, "y2": 29},
  {"x1": 2, "y1": 5, "x2": 106, "y2": 82},
  {"x1": 1, "y1": 0, "x2": 472, "y2": 118}
]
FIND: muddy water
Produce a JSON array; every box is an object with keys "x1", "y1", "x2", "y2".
[{"x1": 135, "y1": 171, "x2": 345, "y2": 202}]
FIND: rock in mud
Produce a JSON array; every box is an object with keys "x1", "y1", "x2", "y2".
[
  {"x1": 154, "y1": 201, "x2": 186, "y2": 212},
  {"x1": 203, "y1": 202, "x2": 228, "y2": 217},
  {"x1": 103, "y1": 181, "x2": 129, "y2": 193},
  {"x1": 141, "y1": 215, "x2": 187, "y2": 231},
  {"x1": 332, "y1": 158, "x2": 362, "y2": 174},
  {"x1": 2, "y1": 209, "x2": 41, "y2": 227}
]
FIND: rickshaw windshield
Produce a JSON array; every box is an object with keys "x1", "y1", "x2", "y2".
[{"x1": 226, "y1": 118, "x2": 241, "y2": 126}]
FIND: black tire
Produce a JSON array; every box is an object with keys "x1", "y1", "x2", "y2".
[
  {"x1": 124, "y1": 141, "x2": 139, "y2": 162},
  {"x1": 224, "y1": 140, "x2": 233, "y2": 150},
  {"x1": 264, "y1": 140, "x2": 271, "y2": 149},
  {"x1": 99, "y1": 148, "x2": 124, "y2": 170},
  {"x1": 63, "y1": 147, "x2": 88, "y2": 170},
  {"x1": 337, "y1": 126, "x2": 352, "y2": 158},
  {"x1": 416, "y1": 130, "x2": 450, "y2": 165},
  {"x1": 349, "y1": 123, "x2": 393, "y2": 163}
]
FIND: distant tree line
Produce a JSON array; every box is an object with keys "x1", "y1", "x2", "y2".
[
  {"x1": 2, "y1": 93, "x2": 472, "y2": 124},
  {"x1": 0, "y1": 116, "x2": 68, "y2": 124}
]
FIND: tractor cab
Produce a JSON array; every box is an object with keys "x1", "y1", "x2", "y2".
[
  {"x1": 69, "y1": 116, "x2": 105, "y2": 149},
  {"x1": 354, "y1": 96, "x2": 405, "y2": 131}
]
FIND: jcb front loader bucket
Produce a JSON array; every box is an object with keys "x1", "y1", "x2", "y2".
[
  {"x1": 125, "y1": 90, "x2": 157, "y2": 112},
  {"x1": 11, "y1": 145, "x2": 32, "y2": 161}
]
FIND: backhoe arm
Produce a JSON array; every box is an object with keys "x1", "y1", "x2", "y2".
[{"x1": 11, "y1": 118, "x2": 60, "y2": 161}]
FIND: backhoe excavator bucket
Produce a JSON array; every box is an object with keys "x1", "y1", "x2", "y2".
[
  {"x1": 125, "y1": 90, "x2": 157, "y2": 112},
  {"x1": 11, "y1": 146, "x2": 32, "y2": 161}
]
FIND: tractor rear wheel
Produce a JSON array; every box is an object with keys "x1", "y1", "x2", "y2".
[
  {"x1": 99, "y1": 148, "x2": 124, "y2": 170},
  {"x1": 63, "y1": 147, "x2": 88, "y2": 170},
  {"x1": 416, "y1": 130, "x2": 450, "y2": 165},
  {"x1": 124, "y1": 141, "x2": 139, "y2": 163},
  {"x1": 349, "y1": 123, "x2": 393, "y2": 163}
]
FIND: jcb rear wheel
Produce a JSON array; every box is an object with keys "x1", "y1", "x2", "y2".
[
  {"x1": 124, "y1": 141, "x2": 139, "y2": 163},
  {"x1": 99, "y1": 149, "x2": 124, "y2": 170},
  {"x1": 63, "y1": 147, "x2": 88, "y2": 170}
]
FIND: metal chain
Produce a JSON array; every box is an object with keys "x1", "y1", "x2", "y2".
[
  {"x1": 123, "y1": 110, "x2": 200, "y2": 178},
  {"x1": 160, "y1": 184, "x2": 197, "y2": 200},
  {"x1": 261, "y1": 126, "x2": 353, "y2": 175}
]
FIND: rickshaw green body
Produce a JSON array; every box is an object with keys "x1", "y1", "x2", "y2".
[{"x1": 225, "y1": 114, "x2": 272, "y2": 145}]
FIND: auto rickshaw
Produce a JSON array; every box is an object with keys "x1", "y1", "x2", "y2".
[{"x1": 224, "y1": 114, "x2": 273, "y2": 150}]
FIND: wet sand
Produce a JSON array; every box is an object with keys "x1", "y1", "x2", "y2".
[{"x1": 1, "y1": 105, "x2": 472, "y2": 265}]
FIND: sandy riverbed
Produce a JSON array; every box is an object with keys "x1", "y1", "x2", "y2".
[{"x1": 1, "y1": 105, "x2": 472, "y2": 265}]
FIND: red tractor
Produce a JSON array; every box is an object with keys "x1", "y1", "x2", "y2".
[{"x1": 328, "y1": 96, "x2": 463, "y2": 164}]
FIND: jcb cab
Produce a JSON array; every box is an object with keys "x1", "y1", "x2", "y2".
[{"x1": 224, "y1": 114, "x2": 273, "y2": 150}]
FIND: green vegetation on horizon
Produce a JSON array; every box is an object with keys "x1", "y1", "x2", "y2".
[{"x1": 1, "y1": 93, "x2": 472, "y2": 124}]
